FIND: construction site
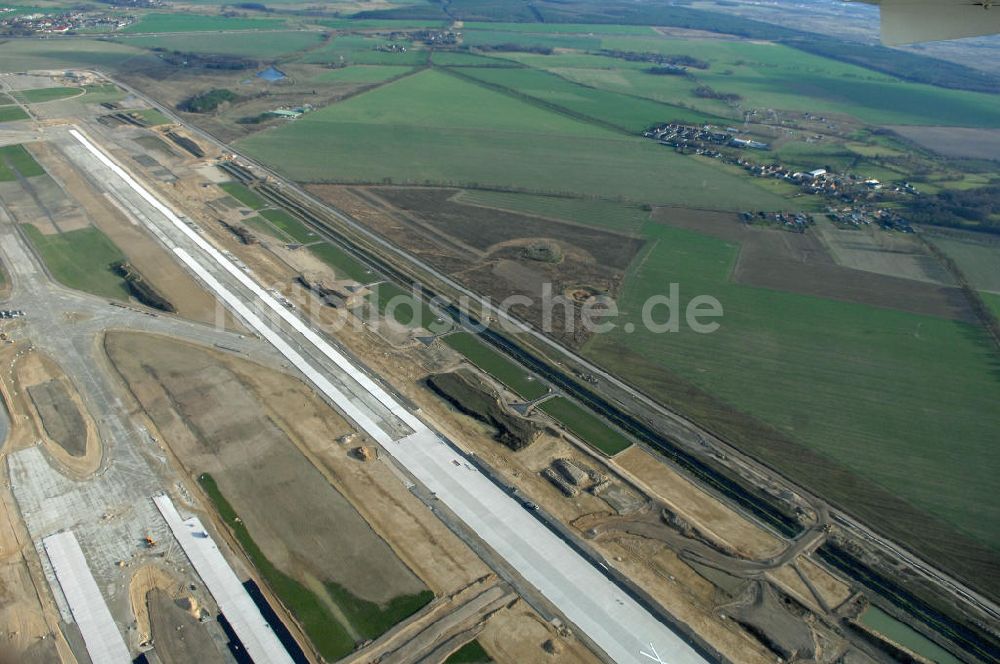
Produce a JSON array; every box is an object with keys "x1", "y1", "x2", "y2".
[{"x1": 0, "y1": 67, "x2": 994, "y2": 664}]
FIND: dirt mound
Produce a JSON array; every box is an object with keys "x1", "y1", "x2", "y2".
[{"x1": 426, "y1": 372, "x2": 540, "y2": 451}]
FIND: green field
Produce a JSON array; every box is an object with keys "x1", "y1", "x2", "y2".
[
  {"x1": 538, "y1": 396, "x2": 633, "y2": 455},
  {"x1": 0, "y1": 144, "x2": 45, "y2": 179},
  {"x1": 311, "y1": 64, "x2": 416, "y2": 85},
  {"x1": 589, "y1": 37, "x2": 1000, "y2": 127},
  {"x1": 259, "y1": 208, "x2": 318, "y2": 244},
  {"x1": 445, "y1": 639, "x2": 493, "y2": 663},
  {"x1": 295, "y1": 35, "x2": 428, "y2": 66},
  {"x1": 451, "y1": 190, "x2": 650, "y2": 234},
  {"x1": 463, "y1": 21, "x2": 655, "y2": 35},
  {"x1": 371, "y1": 281, "x2": 449, "y2": 332},
  {"x1": 443, "y1": 332, "x2": 548, "y2": 400},
  {"x1": 315, "y1": 18, "x2": 447, "y2": 29},
  {"x1": 462, "y1": 29, "x2": 602, "y2": 52},
  {"x1": 121, "y1": 30, "x2": 322, "y2": 57},
  {"x1": 123, "y1": 12, "x2": 287, "y2": 33},
  {"x1": 0, "y1": 107, "x2": 29, "y2": 123},
  {"x1": 22, "y1": 225, "x2": 128, "y2": 299},
  {"x1": 0, "y1": 39, "x2": 150, "y2": 72},
  {"x1": 237, "y1": 69, "x2": 788, "y2": 209},
  {"x1": 133, "y1": 108, "x2": 171, "y2": 126},
  {"x1": 0, "y1": 93, "x2": 16, "y2": 106},
  {"x1": 983, "y1": 292, "x2": 1000, "y2": 320},
  {"x1": 454, "y1": 65, "x2": 718, "y2": 130},
  {"x1": 19, "y1": 87, "x2": 81, "y2": 103},
  {"x1": 307, "y1": 242, "x2": 375, "y2": 283},
  {"x1": 579, "y1": 218, "x2": 1000, "y2": 554},
  {"x1": 219, "y1": 181, "x2": 268, "y2": 209},
  {"x1": 932, "y1": 237, "x2": 1000, "y2": 293}
]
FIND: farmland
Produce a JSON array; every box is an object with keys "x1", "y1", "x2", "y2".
[
  {"x1": 583, "y1": 218, "x2": 1000, "y2": 566},
  {"x1": 0, "y1": 107, "x2": 29, "y2": 123},
  {"x1": 21, "y1": 225, "x2": 128, "y2": 299},
  {"x1": 237, "y1": 69, "x2": 788, "y2": 209},
  {"x1": 123, "y1": 12, "x2": 288, "y2": 34},
  {"x1": 0, "y1": 144, "x2": 45, "y2": 180},
  {"x1": 119, "y1": 30, "x2": 323, "y2": 58}
]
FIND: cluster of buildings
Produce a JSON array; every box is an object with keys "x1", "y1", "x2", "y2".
[
  {"x1": 373, "y1": 42, "x2": 409, "y2": 53},
  {"x1": 644, "y1": 122, "x2": 770, "y2": 156},
  {"x1": 0, "y1": 9, "x2": 135, "y2": 34},
  {"x1": 741, "y1": 210, "x2": 814, "y2": 232},
  {"x1": 827, "y1": 206, "x2": 914, "y2": 232},
  {"x1": 411, "y1": 29, "x2": 460, "y2": 46}
]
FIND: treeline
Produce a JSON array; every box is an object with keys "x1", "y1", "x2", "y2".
[
  {"x1": 693, "y1": 85, "x2": 741, "y2": 103},
  {"x1": 905, "y1": 186, "x2": 1000, "y2": 234},
  {"x1": 475, "y1": 43, "x2": 553, "y2": 55},
  {"x1": 151, "y1": 48, "x2": 258, "y2": 71},
  {"x1": 599, "y1": 49, "x2": 709, "y2": 69},
  {"x1": 177, "y1": 88, "x2": 239, "y2": 113}
]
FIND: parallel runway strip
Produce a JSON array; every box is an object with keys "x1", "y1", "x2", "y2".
[{"x1": 69, "y1": 127, "x2": 708, "y2": 664}]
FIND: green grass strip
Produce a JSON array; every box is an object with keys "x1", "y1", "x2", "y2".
[
  {"x1": 219, "y1": 181, "x2": 268, "y2": 210},
  {"x1": 0, "y1": 144, "x2": 45, "y2": 178},
  {"x1": 443, "y1": 332, "x2": 548, "y2": 400},
  {"x1": 538, "y1": 396, "x2": 632, "y2": 456},
  {"x1": 259, "y1": 208, "x2": 318, "y2": 244},
  {"x1": 21, "y1": 225, "x2": 128, "y2": 300},
  {"x1": 198, "y1": 474, "x2": 357, "y2": 661}
]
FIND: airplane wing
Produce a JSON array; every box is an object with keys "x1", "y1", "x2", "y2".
[{"x1": 851, "y1": 0, "x2": 1000, "y2": 44}]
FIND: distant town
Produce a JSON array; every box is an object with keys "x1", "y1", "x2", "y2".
[{"x1": 646, "y1": 121, "x2": 917, "y2": 232}]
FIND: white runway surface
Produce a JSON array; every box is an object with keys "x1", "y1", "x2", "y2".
[
  {"x1": 43, "y1": 531, "x2": 132, "y2": 664},
  {"x1": 153, "y1": 495, "x2": 294, "y2": 664},
  {"x1": 69, "y1": 127, "x2": 708, "y2": 664}
]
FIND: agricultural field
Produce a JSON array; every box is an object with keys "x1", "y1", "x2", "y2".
[
  {"x1": 0, "y1": 38, "x2": 152, "y2": 72},
  {"x1": 294, "y1": 34, "x2": 429, "y2": 66},
  {"x1": 238, "y1": 69, "x2": 788, "y2": 209},
  {"x1": 119, "y1": 31, "x2": 324, "y2": 58},
  {"x1": 310, "y1": 65, "x2": 416, "y2": 85},
  {"x1": 0, "y1": 144, "x2": 45, "y2": 180},
  {"x1": 0, "y1": 107, "x2": 29, "y2": 123},
  {"x1": 444, "y1": 639, "x2": 493, "y2": 663},
  {"x1": 454, "y1": 65, "x2": 718, "y2": 130},
  {"x1": 931, "y1": 235, "x2": 1000, "y2": 293},
  {"x1": 21, "y1": 225, "x2": 129, "y2": 300},
  {"x1": 581, "y1": 216, "x2": 1000, "y2": 575},
  {"x1": 122, "y1": 12, "x2": 288, "y2": 34}
]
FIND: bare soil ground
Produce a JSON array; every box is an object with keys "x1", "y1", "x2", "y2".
[
  {"x1": 652, "y1": 206, "x2": 973, "y2": 321},
  {"x1": 0, "y1": 348, "x2": 78, "y2": 664},
  {"x1": 105, "y1": 331, "x2": 426, "y2": 606},
  {"x1": 147, "y1": 588, "x2": 224, "y2": 664},
  {"x1": 476, "y1": 601, "x2": 603, "y2": 664},
  {"x1": 13, "y1": 350, "x2": 101, "y2": 477},
  {"x1": 888, "y1": 125, "x2": 1000, "y2": 161},
  {"x1": 615, "y1": 445, "x2": 783, "y2": 560},
  {"x1": 308, "y1": 186, "x2": 645, "y2": 345},
  {"x1": 26, "y1": 380, "x2": 86, "y2": 457},
  {"x1": 814, "y1": 218, "x2": 955, "y2": 286}
]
